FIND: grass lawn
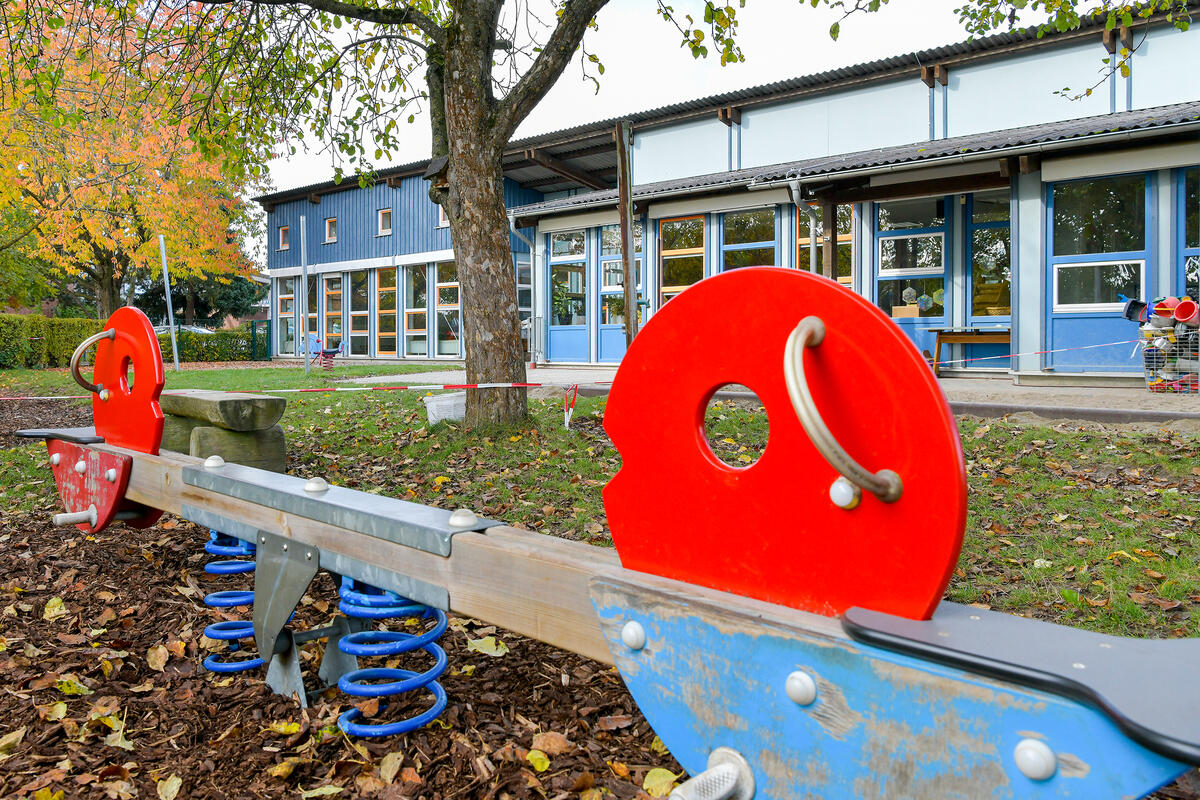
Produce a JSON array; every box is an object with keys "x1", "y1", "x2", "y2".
[
  {"x1": 0, "y1": 360, "x2": 455, "y2": 397},
  {"x1": 2, "y1": 372, "x2": 1197, "y2": 640}
]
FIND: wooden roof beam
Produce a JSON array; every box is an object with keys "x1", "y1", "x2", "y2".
[{"x1": 524, "y1": 148, "x2": 611, "y2": 191}]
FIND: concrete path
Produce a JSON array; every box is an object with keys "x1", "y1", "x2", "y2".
[{"x1": 344, "y1": 368, "x2": 1198, "y2": 420}]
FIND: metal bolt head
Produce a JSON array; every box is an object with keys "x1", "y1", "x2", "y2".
[
  {"x1": 1014, "y1": 738, "x2": 1057, "y2": 781},
  {"x1": 829, "y1": 477, "x2": 861, "y2": 510},
  {"x1": 103, "y1": 468, "x2": 118, "y2": 483},
  {"x1": 282, "y1": 543, "x2": 288, "y2": 552},
  {"x1": 785, "y1": 670, "x2": 818, "y2": 706},
  {"x1": 204, "y1": 455, "x2": 226, "y2": 470},
  {"x1": 74, "y1": 460, "x2": 87, "y2": 476},
  {"x1": 305, "y1": 551, "x2": 313, "y2": 561},
  {"x1": 304, "y1": 476, "x2": 330, "y2": 493},
  {"x1": 50, "y1": 453, "x2": 61, "y2": 466},
  {"x1": 448, "y1": 508, "x2": 479, "y2": 528},
  {"x1": 98, "y1": 389, "x2": 110, "y2": 402},
  {"x1": 620, "y1": 620, "x2": 647, "y2": 651}
]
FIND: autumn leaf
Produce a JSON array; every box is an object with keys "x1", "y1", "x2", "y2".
[
  {"x1": 465, "y1": 636, "x2": 509, "y2": 657},
  {"x1": 531, "y1": 731, "x2": 572, "y2": 755},
  {"x1": 607, "y1": 760, "x2": 629, "y2": 778},
  {"x1": 146, "y1": 645, "x2": 169, "y2": 672},
  {"x1": 643, "y1": 768, "x2": 680, "y2": 797},
  {"x1": 54, "y1": 678, "x2": 93, "y2": 696},
  {"x1": 0, "y1": 726, "x2": 26, "y2": 758},
  {"x1": 525, "y1": 749, "x2": 550, "y2": 772},
  {"x1": 649, "y1": 735, "x2": 669, "y2": 756},
  {"x1": 266, "y1": 720, "x2": 302, "y2": 736},
  {"x1": 266, "y1": 758, "x2": 303, "y2": 779},
  {"x1": 379, "y1": 752, "x2": 403, "y2": 784},
  {"x1": 299, "y1": 786, "x2": 343, "y2": 798},
  {"x1": 42, "y1": 597, "x2": 67, "y2": 621},
  {"x1": 156, "y1": 774, "x2": 182, "y2": 800},
  {"x1": 37, "y1": 702, "x2": 68, "y2": 721}
]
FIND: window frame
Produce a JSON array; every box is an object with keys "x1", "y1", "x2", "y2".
[
  {"x1": 658, "y1": 215, "x2": 706, "y2": 304},
  {"x1": 323, "y1": 274, "x2": 343, "y2": 348},
  {"x1": 278, "y1": 225, "x2": 290, "y2": 251},
  {"x1": 437, "y1": 204, "x2": 449, "y2": 229},
  {"x1": 1178, "y1": 166, "x2": 1199, "y2": 299},
  {"x1": 876, "y1": 231, "x2": 947, "y2": 277},
  {"x1": 873, "y1": 196, "x2": 950, "y2": 321},
  {"x1": 376, "y1": 267, "x2": 398, "y2": 356},
  {"x1": 276, "y1": 277, "x2": 296, "y2": 355},
  {"x1": 324, "y1": 217, "x2": 337, "y2": 244},
  {"x1": 404, "y1": 265, "x2": 430, "y2": 357},
  {"x1": 719, "y1": 207, "x2": 777, "y2": 273},
  {"x1": 1051, "y1": 259, "x2": 1146, "y2": 314},
  {"x1": 796, "y1": 204, "x2": 854, "y2": 284},
  {"x1": 377, "y1": 208, "x2": 393, "y2": 237},
  {"x1": 965, "y1": 190, "x2": 1013, "y2": 322}
]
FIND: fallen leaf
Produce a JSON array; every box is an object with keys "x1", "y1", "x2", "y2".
[
  {"x1": 596, "y1": 714, "x2": 633, "y2": 730},
  {"x1": 156, "y1": 774, "x2": 182, "y2": 800},
  {"x1": 37, "y1": 702, "x2": 68, "y2": 721},
  {"x1": 266, "y1": 720, "x2": 302, "y2": 736},
  {"x1": 0, "y1": 726, "x2": 26, "y2": 757},
  {"x1": 379, "y1": 752, "x2": 403, "y2": 784},
  {"x1": 643, "y1": 768, "x2": 680, "y2": 797},
  {"x1": 146, "y1": 645, "x2": 169, "y2": 672},
  {"x1": 42, "y1": 597, "x2": 67, "y2": 622},
  {"x1": 465, "y1": 636, "x2": 509, "y2": 657},
  {"x1": 649, "y1": 736, "x2": 669, "y2": 756},
  {"x1": 525, "y1": 749, "x2": 550, "y2": 773},
  {"x1": 299, "y1": 787, "x2": 343, "y2": 798},
  {"x1": 54, "y1": 678, "x2": 93, "y2": 696},
  {"x1": 266, "y1": 758, "x2": 302, "y2": 779},
  {"x1": 102, "y1": 727, "x2": 134, "y2": 751},
  {"x1": 532, "y1": 731, "x2": 572, "y2": 755},
  {"x1": 607, "y1": 761, "x2": 629, "y2": 778}
]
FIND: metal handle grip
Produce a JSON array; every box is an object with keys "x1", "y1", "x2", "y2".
[
  {"x1": 69, "y1": 329, "x2": 116, "y2": 394},
  {"x1": 783, "y1": 316, "x2": 903, "y2": 503}
]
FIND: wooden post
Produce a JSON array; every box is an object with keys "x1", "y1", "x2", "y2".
[
  {"x1": 615, "y1": 120, "x2": 639, "y2": 346},
  {"x1": 822, "y1": 201, "x2": 837, "y2": 280}
]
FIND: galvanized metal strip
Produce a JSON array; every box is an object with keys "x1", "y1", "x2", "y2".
[
  {"x1": 183, "y1": 461, "x2": 498, "y2": 556},
  {"x1": 590, "y1": 576, "x2": 1188, "y2": 800},
  {"x1": 178, "y1": 504, "x2": 448, "y2": 610}
]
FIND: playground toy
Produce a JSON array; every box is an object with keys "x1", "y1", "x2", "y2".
[{"x1": 21, "y1": 268, "x2": 1200, "y2": 799}]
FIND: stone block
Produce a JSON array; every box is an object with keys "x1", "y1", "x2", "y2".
[
  {"x1": 160, "y1": 390, "x2": 286, "y2": 432},
  {"x1": 162, "y1": 415, "x2": 202, "y2": 454}
]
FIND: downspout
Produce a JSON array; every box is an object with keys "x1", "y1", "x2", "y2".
[{"x1": 779, "y1": 178, "x2": 818, "y2": 273}]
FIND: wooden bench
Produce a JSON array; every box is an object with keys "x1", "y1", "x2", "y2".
[{"x1": 925, "y1": 327, "x2": 1011, "y2": 377}]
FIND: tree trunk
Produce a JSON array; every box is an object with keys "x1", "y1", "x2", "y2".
[
  {"x1": 185, "y1": 285, "x2": 197, "y2": 326},
  {"x1": 440, "y1": 18, "x2": 528, "y2": 427},
  {"x1": 96, "y1": 269, "x2": 119, "y2": 319}
]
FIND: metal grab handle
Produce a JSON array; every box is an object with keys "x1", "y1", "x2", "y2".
[
  {"x1": 783, "y1": 316, "x2": 903, "y2": 503},
  {"x1": 69, "y1": 329, "x2": 116, "y2": 394}
]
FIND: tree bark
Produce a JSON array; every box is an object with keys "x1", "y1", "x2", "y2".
[{"x1": 438, "y1": 7, "x2": 528, "y2": 427}]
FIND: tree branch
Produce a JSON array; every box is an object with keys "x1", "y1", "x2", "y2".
[
  {"x1": 490, "y1": 0, "x2": 608, "y2": 147},
  {"x1": 199, "y1": 0, "x2": 442, "y2": 42}
]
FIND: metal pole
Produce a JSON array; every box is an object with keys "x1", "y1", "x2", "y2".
[
  {"x1": 300, "y1": 215, "x2": 310, "y2": 376},
  {"x1": 158, "y1": 234, "x2": 181, "y2": 371}
]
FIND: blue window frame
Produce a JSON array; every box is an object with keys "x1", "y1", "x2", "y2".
[
  {"x1": 1180, "y1": 166, "x2": 1199, "y2": 299},
  {"x1": 546, "y1": 230, "x2": 589, "y2": 362},
  {"x1": 719, "y1": 207, "x2": 778, "y2": 271},
  {"x1": 873, "y1": 196, "x2": 950, "y2": 321},
  {"x1": 965, "y1": 189, "x2": 1012, "y2": 322}
]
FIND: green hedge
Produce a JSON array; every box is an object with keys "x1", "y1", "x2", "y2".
[
  {"x1": 0, "y1": 314, "x2": 270, "y2": 368},
  {"x1": 0, "y1": 314, "x2": 105, "y2": 369}
]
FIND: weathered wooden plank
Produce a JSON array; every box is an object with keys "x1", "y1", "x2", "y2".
[{"x1": 160, "y1": 390, "x2": 286, "y2": 432}]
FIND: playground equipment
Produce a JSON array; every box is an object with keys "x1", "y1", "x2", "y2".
[{"x1": 21, "y1": 268, "x2": 1200, "y2": 798}]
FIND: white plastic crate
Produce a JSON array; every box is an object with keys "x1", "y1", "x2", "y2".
[{"x1": 422, "y1": 391, "x2": 466, "y2": 425}]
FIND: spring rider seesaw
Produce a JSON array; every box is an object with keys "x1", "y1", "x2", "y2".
[{"x1": 20, "y1": 268, "x2": 1200, "y2": 799}]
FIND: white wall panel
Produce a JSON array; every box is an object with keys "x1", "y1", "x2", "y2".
[{"x1": 632, "y1": 117, "x2": 730, "y2": 184}]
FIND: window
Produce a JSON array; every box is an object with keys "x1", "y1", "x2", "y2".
[
  {"x1": 276, "y1": 277, "x2": 295, "y2": 355},
  {"x1": 1183, "y1": 167, "x2": 1198, "y2": 300},
  {"x1": 306, "y1": 276, "x2": 318, "y2": 344},
  {"x1": 599, "y1": 222, "x2": 644, "y2": 328},
  {"x1": 405, "y1": 266, "x2": 429, "y2": 357},
  {"x1": 349, "y1": 271, "x2": 369, "y2": 355},
  {"x1": 438, "y1": 204, "x2": 449, "y2": 228},
  {"x1": 516, "y1": 258, "x2": 533, "y2": 358},
  {"x1": 324, "y1": 275, "x2": 343, "y2": 348},
  {"x1": 796, "y1": 205, "x2": 853, "y2": 283},
  {"x1": 435, "y1": 261, "x2": 460, "y2": 356},
  {"x1": 969, "y1": 190, "x2": 1011, "y2": 318},
  {"x1": 278, "y1": 225, "x2": 290, "y2": 251},
  {"x1": 721, "y1": 208, "x2": 776, "y2": 271},
  {"x1": 378, "y1": 208, "x2": 392, "y2": 236},
  {"x1": 550, "y1": 263, "x2": 587, "y2": 326},
  {"x1": 875, "y1": 197, "x2": 947, "y2": 319},
  {"x1": 377, "y1": 268, "x2": 398, "y2": 356},
  {"x1": 324, "y1": 217, "x2": 337, "y2": 243},
  {"x1": 659, "y1": 216, "x2": 705, "y2": 304},
  {"x1": 1050, "y1": 174, "x2": 1147, "y2": 312}
]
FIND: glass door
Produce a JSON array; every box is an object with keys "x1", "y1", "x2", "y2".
[
  {"x1": 376, "y1": 268, "x2": 398, "y2": 356},
  {"x1": 348, "y1": 271, "x2": 369, "y2": 356},
  {"x1": 547, "y1": 230, "x2": 588, "y2": 362},
  {"x1": 874, "y1": 196, "x2": 949, "y2": 358},
  {"x1": 516, "y1": 259, "x2": 533, "y2": 360},
  {"x1": 434, "y1": 261, "x2": 461, "y2": 357},
  {"x1": 323, "y1": 275, "x2": 343, "y2": 350},
  {"x1": 598, "y1": 222, "x2": 642, "y2": 363},
  {"x1": 306, "y1": 276, "x2": 319, "y2": 354},
  {"x1": 276, "y1": 277, "x2": 296, "y2": 356},
  {"x1": 965, "y1": 189, "x2": 1013, "y2": 370},
  {"x1": 404, "y1": 265, "x2": 429, "y2": 356}
]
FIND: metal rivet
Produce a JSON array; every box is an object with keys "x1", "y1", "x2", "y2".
[
  {"x1": 282, "y1": 543, "x2": 288, "y2": 552},
  {"x1": 305, "y1": 551, "x2": 313, "y2": 560},
  {"x1": 98, "y1": 389, "x2": 110, "y2": 402},
  {"x1": 620, "y1": 620, "x2": 646, "y2": 651},
  {"x1": 104, "y1": 468, "x2": 118, "y2": 483},
  {"x1": 785, "y1": 670, "x2": 818, "y2": 706},
  {"x1": 260, "y1": 535, "x2": 267, "y2": 544},
  {"x1": 74, "y1": 460, "x2": 87, "y2": 476},
  {"x1": 304, "y1": 476, "x2": 330, "y2": 493},
  {"x1": 1072, "y1": 662, "x2": 1086, "y2": 670},
  {"x1": 829, "y1": 477, "x2": 861, "y2": 510},
  {"x1": 204, "y1": 455, "x2": 226, "y2": 470},
  {"x1": 448, "y1": 508, "x2": 479, "y2": 528},
  {"x1": 1014, "y1": 738, "x2": 1057, "y2": 781},
  {"x1": 50, "y1": 453, "x2": 61, "y2": 466}
]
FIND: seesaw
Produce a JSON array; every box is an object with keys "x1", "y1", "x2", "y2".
[{"x1": 19, "y1": 269, "x2": 1199, "y2": 799}]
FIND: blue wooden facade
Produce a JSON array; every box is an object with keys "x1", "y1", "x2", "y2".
[{"x1": 260, "y1": 13, "x2": 1200, "y2": 376}]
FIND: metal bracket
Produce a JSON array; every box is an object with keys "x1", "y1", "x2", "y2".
[
  {"x1": 253, "y1": 531, "x2": 319, "y2": 673},
  {"x1": 315, "y1": 614, "x2": 370, "y2": 689},
  {"x1": 264, "y1": 628, "x2": 308, "y2": 707}
]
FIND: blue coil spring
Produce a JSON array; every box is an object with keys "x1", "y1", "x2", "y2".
[
  {"x1": 202, "y1": 530, "x2": 264, "y2": 673},
  {"x1": 336, "y1": 578, "x2": 448, "y2": 737}
]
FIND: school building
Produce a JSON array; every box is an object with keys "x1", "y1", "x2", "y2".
[{"x1": 256, "y1": 10, "x2": 1200, "y2": 377}]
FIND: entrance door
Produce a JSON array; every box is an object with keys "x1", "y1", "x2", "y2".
[
  {"x1": 598, "y1": 223, "x2": 642, "y2": 362},
  {"x1": 404, "y1": 265, "x2": 429, "y2": 357},
  {"x1": 547, "y1": 230, "x2": 588, "y2": 362},
  {"x1": 873, "y1": 197, "x2": 950, "y2": 358},
  {"x1": 434, "y1": 261, "x2": 462, "y2": 357},
  {"x1": 964, "y1": 189, "x2": 1012, "y2": 370},
  {"x1": 377, "y1": 268, "x2": 398, "y2": 356}
]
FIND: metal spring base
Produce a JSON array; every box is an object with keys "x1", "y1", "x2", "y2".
[
  {"x1": 336, "y1": 578, "x2": 448, "y2": 737},
  {"x1": 202, "y1": 530, "x2": 264, "y2": 673}
]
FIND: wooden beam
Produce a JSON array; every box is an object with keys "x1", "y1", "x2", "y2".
[
  {"x1": 998, "y1": 157, "x2": 1016, "y2": 179},
  {"x1": 1120, "y1": 24, "x2": 1133, "y2": 50},
  {"x1": 307, "y1": 193, "x2": 321, "y2": 205},
  {"x1": 525, "y1": 148, "x2": 610, "y2": 191},
  {"x1": 1019, "y1": 154, "x2": 1040, "y2": 175},
  {"x1": 1103, "y1": 27, "x2": 1117, "y2": 53},
  {"x1": 935, "y1": 64, "x2": 948, "y2": 86},
  {"x1": 615, "y1": 121, "x2": 639, "y2": 346},
  {"x1": 920, "y1": 66, "x2": 935, "y2": 88},
  {"x1": 385, "y1": 176, "x2": 404, "y2": 189}
]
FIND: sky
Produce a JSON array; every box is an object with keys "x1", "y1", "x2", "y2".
[{"x1": 267, "y1": 0, "x2": 985, "y2": 192}]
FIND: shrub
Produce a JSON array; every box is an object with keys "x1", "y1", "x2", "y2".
[
  {"x1": 0, "y1": 314, "x2": 106, "y2": 368},
  {"x1": 156, "y1": 326, "x2": 270, "y2": 363},
  {"x1": 0, "y1": 314, "x2": 32, "y2": 369}
]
